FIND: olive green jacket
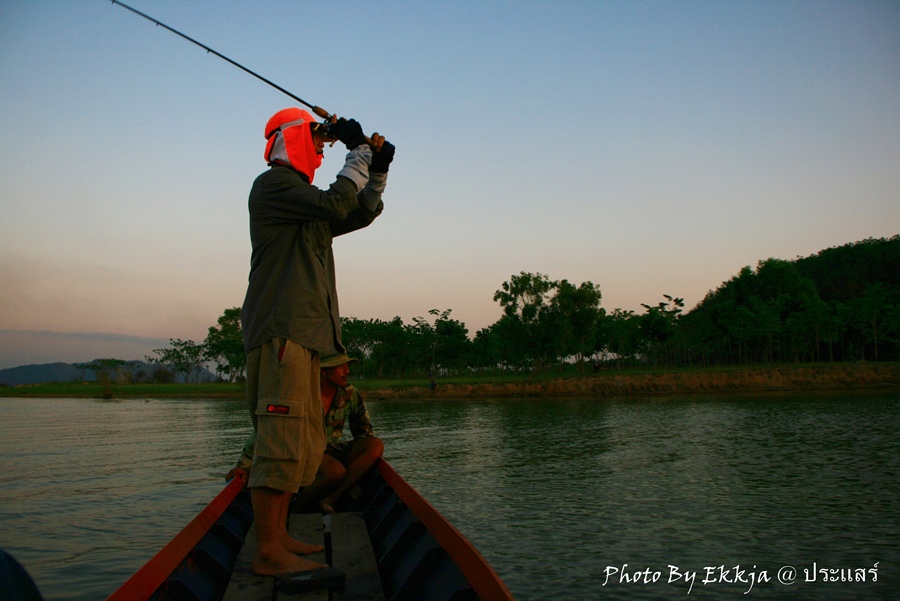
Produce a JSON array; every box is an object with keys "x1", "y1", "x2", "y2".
[{"x1": 241, "y1": 162, "x2": 385, "y2": 354}]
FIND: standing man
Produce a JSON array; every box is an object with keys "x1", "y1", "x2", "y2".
[
  {"x1": 240, "y1": 107, "x2": 394, "y2": 576},
  {"x1": 294, "y1": 352, "x2": 384, "y2": 514}
]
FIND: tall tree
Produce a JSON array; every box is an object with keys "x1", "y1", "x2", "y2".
[
  {"x1": 204, "y1": 307, "x2": 246, "y2": 382},
  {"x1": 471, "y1": 323, "x2": 503, "y2": 371},
  {"x1": 553, "y1": 279, "x2": 603, "y2": 369},
  {"x1": 640, "y1": 294, "x2": 684, "y2": 367},
  {"x1": 414, "y1": 309, "x2": 472, "y2": 373},
  {"x1": 147, "y1": 339, "x2": 205, "y2": 383},
  {"x1": 493, "y1": 272, "x2": 603, "y2": 374},
  {"x1": 75, "y1": 358, "x2": 133, "y2": 384},
  {"x1": 341, "y1": 316, "x2": 412, "y2": 378},
  {"x1": 493, "y1": 272, "x2": 561, "y2": 373},
  {"x1": 603, "y1": 309, "x2": 644, "y2": 368}
]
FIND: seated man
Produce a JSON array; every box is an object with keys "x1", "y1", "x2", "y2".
[
  {"x1": 229, "y1": 352, "x2": 383, "y2": 514},
  {"x1": 295, "y1": 352, "x2": 384, "y2": 513}
]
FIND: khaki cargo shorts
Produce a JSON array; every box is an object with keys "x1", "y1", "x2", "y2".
[{"x1": 245, "y1": 338, "x2": 326, "y2": 492}]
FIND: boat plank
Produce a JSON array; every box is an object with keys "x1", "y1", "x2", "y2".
[
  {"x1": 281, "y1": 512, "x2": 384, "y2": 601},
  {"x1": 327, "y1": 512, "x2": 384, "y2": 601},
  {"x1": 223, "y1": 512, "x2": 382, "y2": 601},
  {"x1": 280, "y1": 514, "x2": 328, "y2": 601},
  {"x1": 221, "y1": 526, "x2": 277, "y2": 601}
]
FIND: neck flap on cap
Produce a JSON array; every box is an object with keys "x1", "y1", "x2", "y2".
[{"x1": 264, "y1": 108, "x2": 323, "y2": 183}]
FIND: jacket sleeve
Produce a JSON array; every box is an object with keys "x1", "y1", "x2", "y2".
[
  {"x1": 250, "y1": 167, "x2": 362, "y2": 224},
  {"x1": 330, "y1": 171, "x2": 387, "y2": 237},
  {"x1": 251, "y1": 160, "x2": 385, "y2": 237}
]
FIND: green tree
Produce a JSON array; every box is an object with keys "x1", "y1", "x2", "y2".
[
  {"x1": 76, "y1": 358, "x2": 133, "y2": 384},
  {"x1": 493, "y1": 272, "x2": 561, "y2": 373},
  {"x1": 407, "y1": 314, "x2": 438, "y2": 374},
  {"x1": 849, "y1": 283, "x2": 889, "y2": 361},
  {"x1": 341, "y1": 316, "x2": 412, "y2": 378},
  {"x1": 147, "y1": 339, "x2": 206, "y2": 383},
  {"x1": 603, "y1": 309, "x2": 643, "y2": 368},
  {"x1": 640, "y1": 294, "x2": 684, "y2": 368},
  {"x1": 413, "y1": 309, "x2": 472, "y2": 374},
  {"x1": 340, "y1": 316, "x2": 379, "y2": 363},
  {"x1": 492, "y1": 272, "x2": 603, "y2": 374},
  {"x1": 471, "y1": 324, "x2": 503, "y2": 371},
  {"x1": 553, "y1": 280, "x2": 603, "y2": 370},
  {"x1": 73, "y1": 361, "x2": 92, "y2": 382},
  {"x1": 204, "y1": 307, "x2": 246, "y2": 382}
]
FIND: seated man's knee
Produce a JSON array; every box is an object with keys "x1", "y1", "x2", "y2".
[
  {"x1": 368, "y1": 436, "x2": 384, "y2": 459},
  {"x1": 319, "y1": 455, "x2": 347, "y2": 486},
  {"x1": 353, "y1": 436, "x2": 383, "y2": 461}
]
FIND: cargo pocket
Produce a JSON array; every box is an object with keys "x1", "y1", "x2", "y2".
[{"x1": 255, "y1": 401, "x2": 305, "y2": 460}]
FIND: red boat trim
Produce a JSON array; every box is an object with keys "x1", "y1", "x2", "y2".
[
  {"x1": 377, "y1": 460, "x2": 515, "y2": 601},
  {"x1": 105, "y1": 477, "x2": 245, "y2": 601}
]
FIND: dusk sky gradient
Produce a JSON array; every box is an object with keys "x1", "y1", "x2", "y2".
[{"x1": 1, "y1": 0, "x2": 898, "y2": 369}]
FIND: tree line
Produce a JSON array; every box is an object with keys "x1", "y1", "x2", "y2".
[
  {"x1": 347, "y1": 237, "x2": 900, "y2": 377},
  {"x1": 74, "y1": 307, "x2": 245, "y2": 384},
  {"x1": 92, "y1": 236, "x2": 899, "y2": 383}
]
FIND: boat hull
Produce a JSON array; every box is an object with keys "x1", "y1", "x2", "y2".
[{"x1": 107, "y1": 460, "x2": 514, "y2": 601}]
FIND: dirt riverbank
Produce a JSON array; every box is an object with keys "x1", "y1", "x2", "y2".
[{"x1": 365, "y1": 363, "x2": 900, "y2": 401}]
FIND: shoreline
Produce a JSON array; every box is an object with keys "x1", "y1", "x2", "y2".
[
  {"x1": 364, "y1": 363, "x2": 900, "y2": 401},
  {"x1": 2, "y1": 364, "x2": 898, "y2": 400}
]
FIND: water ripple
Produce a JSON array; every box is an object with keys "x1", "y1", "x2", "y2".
[{"x1": 2, "y1": 393, "x2": 898, "y2": 600}]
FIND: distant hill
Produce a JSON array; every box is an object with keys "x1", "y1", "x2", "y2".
[
  {"x1": 0, "y1": 361, "x2": 217, "y2": 387},
  {"x1": 0, "y1": 363, "x2": 82, "y2": 386}
]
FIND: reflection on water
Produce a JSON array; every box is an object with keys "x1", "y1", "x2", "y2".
[
  {"x1": 368, "y1": 394, "x2": 900, "y2": 600},
  {"x1": 0, "y1": 398, "x2": 250, "y2": 601},
  {"x1": 1, "y1": 393, "x2": 898, "y2": 600}
]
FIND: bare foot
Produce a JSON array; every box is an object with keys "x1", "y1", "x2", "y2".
[
  {"x1": 318, "y1": 496, "x2": 337, "y2": 514},
  {"x1": 252, "y1": 549, "x2": 327, "y2": 576},
  {"x1": 281, "y1": 534, "x2": 324, "y2": 555}
]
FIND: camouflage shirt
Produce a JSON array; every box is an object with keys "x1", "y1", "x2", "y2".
[{"x1": 325, "y1": 385, "x2": 374, "y2": 451}]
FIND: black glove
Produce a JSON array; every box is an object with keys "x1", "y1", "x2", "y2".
[
  {"x1": 370, "y1": 141, "x2": 395, "y2": 173},
  {"x1": 326, "y1": 118, "x2": 367, "y2": 150}
]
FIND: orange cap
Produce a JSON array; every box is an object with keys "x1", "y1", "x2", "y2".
[{"x1": 264, "y1": 108, "x2": 323, "y2": 182}]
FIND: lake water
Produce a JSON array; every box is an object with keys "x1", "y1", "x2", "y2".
[{"x1": 0, "y1": 392, "x2": 897, "y2": 600}]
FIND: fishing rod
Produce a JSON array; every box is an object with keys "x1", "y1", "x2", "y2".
[{"x1": 110, "y1": 0, "x2": 333, "y2": 121}]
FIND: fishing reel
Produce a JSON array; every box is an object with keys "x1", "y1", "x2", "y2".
[{"x1": 310, "y1": 121, "x2": 339, "y2": 146}]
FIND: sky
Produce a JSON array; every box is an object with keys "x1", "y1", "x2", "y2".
[{"x1": 1, "y1": 0, "x2": 898, "y2": 370}]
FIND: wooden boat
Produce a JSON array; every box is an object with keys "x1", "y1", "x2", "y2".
[{"x1": 106, "y1": 459, "x2": 515, "y2": 600}]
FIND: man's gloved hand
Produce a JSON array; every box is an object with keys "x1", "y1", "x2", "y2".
[
  {"x1": 370, "y1": 141, "x2": 395, "y2": 173},
  {"x1": 327, "y1": 118, "x2": 367, "y2": 150}
]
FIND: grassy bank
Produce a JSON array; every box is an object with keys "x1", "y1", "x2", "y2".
[
  {"x1": 362, "y1": 362, "x2": 900, "y2": 401},
  {"x1": 2, "y1": 363, "x2": 899, "y2": 400}
]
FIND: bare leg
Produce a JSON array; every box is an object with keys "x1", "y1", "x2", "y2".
[
  {"x1": 319, "y1": 437, "x2": 384, "y2": 514},
  {"x1": 293, "y1": 454, "x2": 346, "y2": 513},
  {"x1": 250, "y1": 487, "x2": 327, "y2": 575},
  {"x1": 278, "y1": 486, "x2": 324, "y2": 555}
]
